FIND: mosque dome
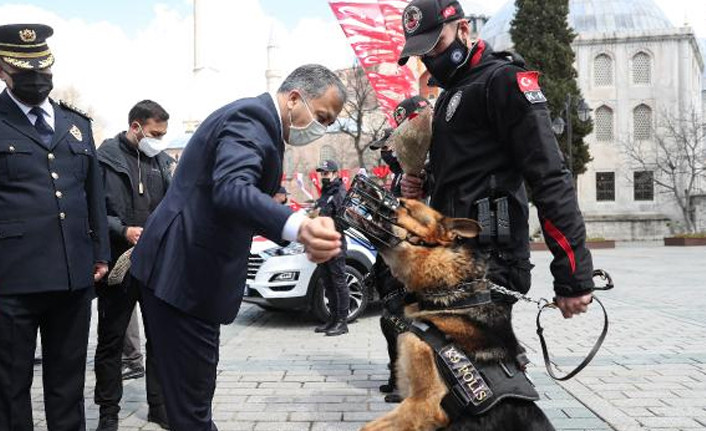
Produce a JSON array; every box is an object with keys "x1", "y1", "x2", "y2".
[{"x1": 480, "y1": 0, "x2": 674, "y2": 51}]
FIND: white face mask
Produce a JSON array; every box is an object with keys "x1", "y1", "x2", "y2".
[
  {"x1": 137, "y1": 124, "x2": 168, "y2": 157},
  {"x1": 287, "y1": 96, "x2": 327, "y2": 147}
]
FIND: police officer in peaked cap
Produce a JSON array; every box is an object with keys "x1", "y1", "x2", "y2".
[
  {"x1": 312, "y1": 159, "x2": 350, "y2": 336},
  {"x1": 397, "y1": 0, "x2": 596, "y2": 319},
  {"x1": 0, "y1": 23, "x2": 110, "y2": 431}
]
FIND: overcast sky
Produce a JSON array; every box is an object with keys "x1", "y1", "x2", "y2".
[{"x1": 1, "y1": 0, "x2": 703, "y2": 138}]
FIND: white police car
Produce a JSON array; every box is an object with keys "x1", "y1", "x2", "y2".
[{"x1": 243, "y1": 233, "x2": 377, "y2": 322}]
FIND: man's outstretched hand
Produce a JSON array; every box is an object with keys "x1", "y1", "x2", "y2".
[
  {"x1": 297, "y1": 217, "x2": 342, "y2": 263},
  {"x1": 555, "y1": 293, "x2": 593, "y2": 318}
]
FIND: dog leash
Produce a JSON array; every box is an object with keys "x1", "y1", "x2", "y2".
[{"x1": 490, "y1": 269, "x2": 614, "y2": 381}]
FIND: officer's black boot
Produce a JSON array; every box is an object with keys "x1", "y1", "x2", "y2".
[
  {"x1": 96, "y1": 415, "x2": 119, "y2": 431},
  {"x1": 314, "y1": 315, "x2": 336, "y2": 333},
  {"x1": 326, "y1": 318, "x2": 348, "y2": 336},
  {"x1": 379, "y1": 363, "x2": 396, "y2": 393}
]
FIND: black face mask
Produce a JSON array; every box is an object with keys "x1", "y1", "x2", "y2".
[
  {"x1": 422, "y1": 35, "x2": 470, "y2": 89},
  {"x1": 321, "y1": 178, "x2": 332, "y2": 189},
  {"x1": 8, "y1": 70, "x2": 53, "y2": 106}
]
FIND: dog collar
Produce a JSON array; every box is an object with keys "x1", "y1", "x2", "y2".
[{"x1": 418, "y1": 280, "x2": 494, "y2": 311}]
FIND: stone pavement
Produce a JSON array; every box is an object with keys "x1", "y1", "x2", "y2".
[{"x1": 30, "y1": 244, "x2": 706, "y2": 430}]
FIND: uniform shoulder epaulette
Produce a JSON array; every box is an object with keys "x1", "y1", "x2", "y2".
[{"x1": 58, "y1": 99, "x2": 93, "y2": 121}]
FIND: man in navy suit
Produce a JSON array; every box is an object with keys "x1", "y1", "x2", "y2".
[
  {"x1": 0, "y1": 24, "x2": 110, "y2": 431},
  {"x1": 130, "y1": 64, "x2": 347, "y2": 430}
]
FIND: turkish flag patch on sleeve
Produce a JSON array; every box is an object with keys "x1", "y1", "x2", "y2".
[{"x1": 516, "y1": 71, "x2": 547, "y2": 104}]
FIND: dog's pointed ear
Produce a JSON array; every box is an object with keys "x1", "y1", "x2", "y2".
[{"x1": 443, "y1": 217, "x2": 481, "y2": 239}]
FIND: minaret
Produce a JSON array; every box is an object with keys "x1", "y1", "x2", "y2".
[
  {"x1": 184, "y1": 0, "x2": 220, "y2": 132},
  {"x1": 265, "y1": 22, "x2": 283, "y2": 93}
]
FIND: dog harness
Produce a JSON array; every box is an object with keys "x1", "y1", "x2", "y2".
[{"x1": 409, "y1": 320, "x2": 539, "y2": 420}]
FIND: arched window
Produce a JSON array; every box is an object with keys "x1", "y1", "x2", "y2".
[
  {"x1": 633, "y1": 104, "x2": 652, "y2": 140},
  {"x1": 319, "y1": 145, "x2": 336, "y2": 164},
  {"x1": 632, "y1": 52, "x2": 651, "y2": 84},
  {"x1": 595, "y1": 106, "x2": 614, "y2": 141},
  {"x1": 593, "y1": 54, "x2": 613, "y2": 86}
]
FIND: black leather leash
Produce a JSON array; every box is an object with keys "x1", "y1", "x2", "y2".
[
  {"x1": 490, "y1": 269, "x2": 614, "y2": 381},
  {"x1": 535, "y1": 269, "x2": 614, "y2": 380}
]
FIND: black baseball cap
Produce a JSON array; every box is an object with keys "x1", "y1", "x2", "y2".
[
  {"x1": 392, "y1": 95, "x2": 430, "y2": 126},
  {"x1": 398, "y1": 0, "x2": 465, "y2": 66},
  {"x1": 0, "y1": 24, "x2": 55, "y2": 70},
  {"x1": 276, "y1": 186, "x2": 288, "y2": 195},
  {"x1": 316, "y1": 159, "x2": 339, "y2": 172}
]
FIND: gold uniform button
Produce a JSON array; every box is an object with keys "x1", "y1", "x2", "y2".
[
  {"x1": 55, "y1": 191, "x2": 63, "y2": 198},
  {"x1": 59, "y1": 212, "x2": 66, "y2": 220},
  {"x1": 51, "y1": 172, "x2": 59, "y2": 180},
  {"x1": 48, "y1": 153, "x2": 55, "y2": 161}
]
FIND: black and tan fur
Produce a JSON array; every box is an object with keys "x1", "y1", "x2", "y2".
[{"x1": 361, "y1": 198, "x2": 554, "y2": 431}]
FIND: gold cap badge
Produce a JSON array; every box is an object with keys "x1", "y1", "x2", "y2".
[
  {"x1": 19, "y1": 29, "x2": 36, "y2": 43},
  {"x1": 69, "y1": 125, "x2": 83, "y2": 141}
]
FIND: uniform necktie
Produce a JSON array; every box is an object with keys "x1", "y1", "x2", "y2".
[{"x1": 30, "y1": 106, "x2": 54, "y2": 146}]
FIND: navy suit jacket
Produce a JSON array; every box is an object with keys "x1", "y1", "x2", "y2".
[
  {"x1": 0, "y1": 90, "x2": 110, "y2": 295},
  {"x1": 130, "y1": 93, "x2": 292, "y2": 324}
]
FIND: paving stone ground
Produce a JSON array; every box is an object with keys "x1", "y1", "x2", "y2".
[{"x1": 30, "y1": 243, "x2": 706, "y2": 430}]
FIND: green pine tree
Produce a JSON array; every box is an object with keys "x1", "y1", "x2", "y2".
[{"x1": 509, "y1": 0, "x2": 592, "y2": 176}]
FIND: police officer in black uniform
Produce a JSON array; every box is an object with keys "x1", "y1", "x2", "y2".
[
  {"x1": 0, "y1": 23, "x2": 110, "y2": 431},
  {"x1": 398, "y1": 0, "x2": 595, "y2": 318},
  {"x1": 312, "y1": 159, "x2": 350, "y2": 336},
  {"x1": 368, "y1": 95, "x2": 430, "y2": 403}
]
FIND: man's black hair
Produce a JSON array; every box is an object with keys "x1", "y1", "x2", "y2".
[{"x1": 128, "y1": 99, "x2": 170, "y2": 125}]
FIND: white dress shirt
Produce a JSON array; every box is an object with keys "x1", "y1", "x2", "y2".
[
  {"x1": 269, "y1": 92, "x2": 305, "y2": 242},
  {"x1": 6, "y1": 90, "x2": 55, "y2": 131}
]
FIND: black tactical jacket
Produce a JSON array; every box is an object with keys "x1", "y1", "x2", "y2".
[
  {"x1": 315, "y1": 178, "x2": 348, "y2": 250},
  {"x1": 428, "y1": 43, "x2": 594, "y2": 297}
]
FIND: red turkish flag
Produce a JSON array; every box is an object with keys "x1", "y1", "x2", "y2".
[
  {"x1": 340, "y1": 169, "x2": 351, "y2": 190},
  {"x1": 516, "y1": 71, "x2": 540, "y2": 92},
  {"x1": 309, "y1": 170, "x2": 321, "y2": 196},
  {"x1": 288, "y1": 199, "x2": 302, "y2": 212},
  {"x1": 372, "y1": 165, "x2": 391, "y2": 179}
]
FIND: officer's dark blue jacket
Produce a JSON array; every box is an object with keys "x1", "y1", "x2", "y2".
[
  {"x1": 130, "y1": 94, "x2": 292, "y2": 324},
  {"x1": 0, "y1": 89, "x2": 110, "y2": 294}
]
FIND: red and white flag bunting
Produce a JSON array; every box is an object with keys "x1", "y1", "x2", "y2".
[{"x1": 329, "y1": 0, "x2": 418, "y2": 126}]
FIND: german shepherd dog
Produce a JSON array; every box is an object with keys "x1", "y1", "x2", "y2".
[{"x1": 356, "y1": 198, "x2": 555, "y2": 431}]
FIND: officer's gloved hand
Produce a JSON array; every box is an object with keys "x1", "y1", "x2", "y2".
[{"x1": 400, "y1": 173, "x2": 425, "y2": 199}]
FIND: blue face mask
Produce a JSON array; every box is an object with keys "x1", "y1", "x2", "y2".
[{"x1": 287, "y1": 96, "x2": 327, "y2": 146}]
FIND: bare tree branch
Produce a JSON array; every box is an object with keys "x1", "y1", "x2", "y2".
[{"x1": 621, "y1": 105, "x2": 706, "y2": 233}]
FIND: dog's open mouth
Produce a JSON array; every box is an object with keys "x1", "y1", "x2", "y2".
[{"x1": 336, "y1": 175, "x2": 402, "y2": 249}]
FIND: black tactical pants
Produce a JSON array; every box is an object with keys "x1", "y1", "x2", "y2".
[
  {"x1": 94, "y1": 277, "x2": 165, "y2": 416},
  {"x1": 372, "y1": 256, "x2": 407, "y2": 385},
  {"x1": 320, "y1": 253, "x2": 349, "y2": 320}
]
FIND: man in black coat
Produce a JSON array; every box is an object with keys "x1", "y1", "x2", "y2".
[
  {"x1": 0, "y1": 24, "x2": 109, "y2": 431},
  {"x1": 130, "y1": 64, "x2": 347, "y2": 431},
  {"x1": 94, "y1": 100, "x2": 175, "y2": 431},
  {"x1": 312, "y1": 159, "x2": 349, "y2": 336},
  {"x1": 398, "y1": 0, "x2": 595, "y2": 317}
]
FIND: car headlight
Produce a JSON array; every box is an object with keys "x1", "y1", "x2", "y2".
[{"x1": 263, "y1": 242, "x2": 306, "y2": 257}]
